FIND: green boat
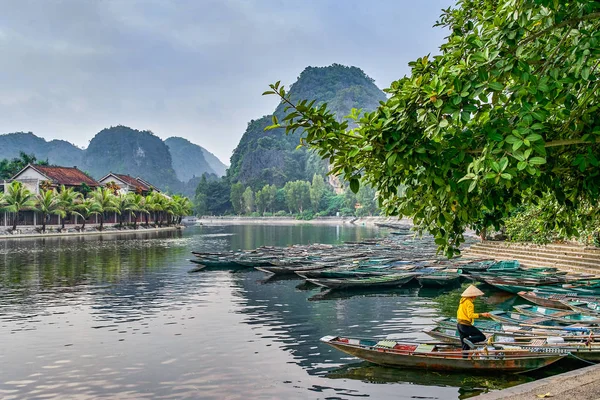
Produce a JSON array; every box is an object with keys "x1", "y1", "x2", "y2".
[
  {"x1": 422, "y1": 327, "x2": 600, "y2": 361},
  {"x1": 320, "y1": 335, "x2": 566, "y2": 372},
  {"x1": 490, "y1": 310, "x2": 569, "y2": 328},
  {"x1": 514, "y1": 304, "x2": 600, "y2": 325},
  {"x1": 416, "y1": 270, "x2": 462, "y2": 288},
  {"x1": 307, "y1": 273, "x2": 417, "y2": 290},
  {"x1": 561, "y1": 300, "x2": 600, "y2": 315}
]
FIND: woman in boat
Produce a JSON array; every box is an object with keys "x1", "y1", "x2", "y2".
[{"x1": 457, "y1": 285, "x2": 491, "y2": 350}]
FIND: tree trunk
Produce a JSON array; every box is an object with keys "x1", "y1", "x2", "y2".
[
  {"x1": 42, "y1": 212, "x2": 47, "y2": 233},
  {"x1": 82, "y1": 218, "x2": 86, "y2": 230},
  {"x1": 61, "y1": 213, "x2": 66, "y2": 230},
  {"x1": 99, "y1": 215, "x2": 104, "y2": 231},
  {"x1": 12, "y1": 211, "x2": 18, "y2": 231},
  {"x1": 133, "y1": 212, "x2": 137, "y2": 229}
]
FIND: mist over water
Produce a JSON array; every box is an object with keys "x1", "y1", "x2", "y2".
[{"x1": 0, "y1": 225, "x2": 538, "y2": 399}]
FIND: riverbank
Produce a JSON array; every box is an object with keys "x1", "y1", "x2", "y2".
[
  {"x1": 200, "y1": 215, "x2": 414, "y2": 227},
  {"x1": 472, "y1": 363, "x2": 600, "y2": 400},
  {"x1": 0, "y1": 224, "x2": 183, "y2": 240}
]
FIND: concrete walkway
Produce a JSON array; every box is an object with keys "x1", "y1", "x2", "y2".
[{"x1": 472, "y1": 364, "x2": 600, "y2": 400}]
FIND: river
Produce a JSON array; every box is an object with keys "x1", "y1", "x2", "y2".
[{"x1": 0, "y1": 224, "x2": 569, "y2": 399}]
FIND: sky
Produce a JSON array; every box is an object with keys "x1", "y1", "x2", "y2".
[{"x1": 0, "y1": 0, "x2": 454, "y2": 164}]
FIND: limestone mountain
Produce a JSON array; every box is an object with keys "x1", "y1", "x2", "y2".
[
  {"x1": 0, "y1": 129, "x2": 226, "y2": 196},
  {"x1": 0, "y1": 132, "x2": 84, "y2": 167},
  {"x1": 228, "y1": 64, "x2": 387, "y2": 189},
  {"x1": 165, "y1": 137, "x2": 227, "y2": 182},
  {"x1": 82, "y1": 126, "x2": 181, "y2": 192}
]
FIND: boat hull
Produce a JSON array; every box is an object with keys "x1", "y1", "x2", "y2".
[{"x1": 322, "y1": 337, "x2": 565, "y2": 372}]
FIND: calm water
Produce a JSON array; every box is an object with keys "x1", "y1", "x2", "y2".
[{"x1": 0, "y1": 224, "x2": 572, "y2": 399}]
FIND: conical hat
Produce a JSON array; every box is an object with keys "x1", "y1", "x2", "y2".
[{"x1": 461, "y1": 285, "x2": 484, "y2": 297}]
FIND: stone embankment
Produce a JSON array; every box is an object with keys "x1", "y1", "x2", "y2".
[
  {"x1": 464, "y1": 241, "x2": 600, "y2": 274},
  {"x1": 471, "y1": 363, "x2": 600, "y2": 400},
  {"x1": 0, "y1": 225, "x2": 182, "y2": 240}
]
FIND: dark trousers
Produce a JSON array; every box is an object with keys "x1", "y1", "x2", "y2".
[{"x1": 457, "y1": 323, "x2": 486, "y2": 350}]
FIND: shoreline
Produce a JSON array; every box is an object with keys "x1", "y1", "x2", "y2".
[
  {"x1": 0, "y1": 225, "x2": 183, "y2": 240},
  {"x1": 198, "y1": 216, "x2": 414, "y2": 227}
]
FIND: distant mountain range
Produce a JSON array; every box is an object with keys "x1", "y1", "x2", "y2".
[
  {"x1": 228, "y1": 64, "x2": 387, "y2": 189},
  {"x1": 0, "y1": 128, "x2": 227, "y2": 195}
]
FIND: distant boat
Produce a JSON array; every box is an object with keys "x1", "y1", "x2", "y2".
[{"x1": 181, "y1": 216, "x2": 202, "y2": 225}]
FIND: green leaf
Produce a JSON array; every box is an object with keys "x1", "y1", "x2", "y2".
[
  {"x1": 500, "y1": 173, "x2": 512, "y2": 180},
  {"x1": 387, "y1": 153, "x2": 398, "y2": 166},
  {"x1": 434, "y1": 99, "x2": 443, "y2": 108},
  {"x1": 512, "y1": 140, "x2": 524, "y2": 151},
  {"x1": 350, "y1": 179, "x2": 360, "y2": 194},
  {"x1": 505, "y1": 135, "x2": 520, "y2": 144},
  {"x1": 529, "y1": 157, "x2": 547, "y2": 165},
  {"x1": 489, "y1": 82, "x2": 504, "y2": 91},
  {"x1": 525, "y1": 133, "x2": 543, "y2": 142},
  {"x1": 439, "y1": 119, "x2": 449, "y2": 128}
]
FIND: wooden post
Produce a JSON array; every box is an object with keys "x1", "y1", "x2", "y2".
[{"x1": 33, "y1": 212, "x2": 36, "y2": 227}]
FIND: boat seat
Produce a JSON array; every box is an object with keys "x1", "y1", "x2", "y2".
[
  {"x1": 530, "y1": 339, "x2": 547, "y2": 346},
  {"x1": 524, "y1": 317, "x2": 549, "y2": 324},
  {"x1": 375, "y1": 340, "x2": 397, "y2": 349},
  {"x1": 551, "y1": 311, "x2": 578, "y2": 318},
  {"x1": 413, "y1": 344, "x2": 435, "y2": 353}
]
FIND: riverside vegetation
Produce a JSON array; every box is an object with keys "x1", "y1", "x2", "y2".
[{"x1": 263, "y1": 0, "x2": 600, "y2": 255}]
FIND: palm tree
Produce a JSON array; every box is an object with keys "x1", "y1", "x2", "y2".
[
  {"x1": 56, "y1": 185, "x2": 82, "y2": 229},
  {"x1": 90, "y1": 187, "x2": 119, "y2": 230},
  {"x1": 127, "y1": 193, "x2": 146, "y2": 229},
  {"x1": 116, "y1": 194, "x2": 134, "y2": 227},
  {"x1": 151, "y1": 193, "x2": 169, "y2": 226},
  {"x1": 172, "y1": 195, "x2": 193, "y2": 224},
  {"x1": 75, "y1": 197, "x2": 100, "y2": 231},
  {"x1": 1, "y1": 181, "x2": 35, "y2": 231},
  {"x1": 35, "y1": 189, "x2": 64, "y2": 233}
]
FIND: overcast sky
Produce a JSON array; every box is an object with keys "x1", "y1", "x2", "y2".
[{"x1": 0, "y1": 0, "x2": 453, "y2": 164}]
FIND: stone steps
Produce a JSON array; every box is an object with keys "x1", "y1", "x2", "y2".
[{"x1": 464, "y1": 241, "x2": 600, "y2": 275}]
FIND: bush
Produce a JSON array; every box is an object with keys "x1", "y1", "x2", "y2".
[
  {"x1": 262, "y1": 212, "x2": 273, "y2": 217},
  {"x1": 339, "y1": 207, "x2": 356, "y2": 217},
  {"x1": 296, "y1": 210, "x2": 314, "y2": 220},
  {"x1": 274, "y1": 210, "x2": 289, "y2": 217}
]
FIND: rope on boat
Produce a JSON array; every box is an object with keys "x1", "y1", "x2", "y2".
[{"x1": 567, "y1": 352, "x2": 598, "y2": 365}]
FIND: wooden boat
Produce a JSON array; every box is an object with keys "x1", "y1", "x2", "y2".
[
  {"x1": 489, "y1": 310, "x2": 566, "y2": 328},
  {"x1": 416, "y1": 270, "x2": 462, "y2": 287},
  {"x1": 422, "y1": 328, "x2": 600, "y2": 362},
  {"x1": 255, "y1": 263, "x2": 335, "y2": 275},
  {"x1": 425, "y1": 324, "x2": 600, "y2": 342},
  {"x1": 514, "y1": 304, "x2": 600, "y2": 325},
  {"x1": 188, "y1": 258, "x2": 252, "y2": 270},
  {"x1": 307, "y1": 273, "x2": 417, "y2": 290},
  {"x1": 320, "y1": 335, "x2": 566, "y2": 372},
  {"x1": 561, "y1": 300, "x2": 600, "y2": 316},
  {"x1": 517, "y1": 291, "x2": 574, "y2": 310}
]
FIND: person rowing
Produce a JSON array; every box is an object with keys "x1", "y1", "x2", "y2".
[{"x1": 457, "y1": 285, "x2": 492, "y2": 350}]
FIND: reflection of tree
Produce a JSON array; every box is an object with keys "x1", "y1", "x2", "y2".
[{"x1": 0, "y1": 230, "x2": 188, "y2": 322}]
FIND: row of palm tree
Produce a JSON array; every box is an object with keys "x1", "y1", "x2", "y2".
[{"x1": 0, "y1": 181, "x2": 192, "y2": 232}]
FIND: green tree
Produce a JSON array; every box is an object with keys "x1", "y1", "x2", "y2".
[
  {"x1": 283, "y1": 180, "x2": 311, "y2": 213},
  {"x1": 35, "y1": 189, "x2": 64, "y2": 233},
  {"x1": 0, "y1": 181, "x2": 35, "y2": 231},
  {"x1": 75, "y1": 197, "x2": 99, "y2": 231},
  {"x1": 230, "y1": 182, "x2": 245, "y2": 215},
  {"x1": 56, "y1": 185, "x2": 82, "y2": 229},
  {"x1": 90, "y1": 187, "x2": 119, "y2": 230},
  {"x1": 266, "y1": 0, "x2": 600, "y2": 256},
  {"x1": 310, "y1": 174, "x2": 327, "y2": 213},
  {"x1": 242, "y1": 187, "x2": 255, "y2": 214},
  {"x1": 356, "y1": 184, "x2": 378, "y2": 217},
  {"x1": 0, "y1": 152, "x2": 49, "y2": 180}
]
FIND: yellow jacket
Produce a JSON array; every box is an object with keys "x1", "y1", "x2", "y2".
[{"x1": 457, "y1": 297, "x2": 479, "y2": 325}]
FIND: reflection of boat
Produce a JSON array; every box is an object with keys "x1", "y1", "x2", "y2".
[
  {"x1": 324, "y1": 361, "x2": 530, "y2": 393},
  {"x1": 320, "y1": 335, "x2": 566, "y2": 372}
]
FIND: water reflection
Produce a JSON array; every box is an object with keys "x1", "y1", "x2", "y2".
[{"x1": 0, "y1": 224, "x2": 560, "y2": 399}]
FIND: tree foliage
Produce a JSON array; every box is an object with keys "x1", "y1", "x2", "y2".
[{"x1": 265, "y1": 0, "x2": 600, "y2": 256}]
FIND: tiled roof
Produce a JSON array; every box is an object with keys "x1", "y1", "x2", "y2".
[
  {"x1": 35, "y1": 165, "x2": 99, "y2": 187},
  {"x1": 113, "y1": 174, "x2": 151, "y2": 191}
]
